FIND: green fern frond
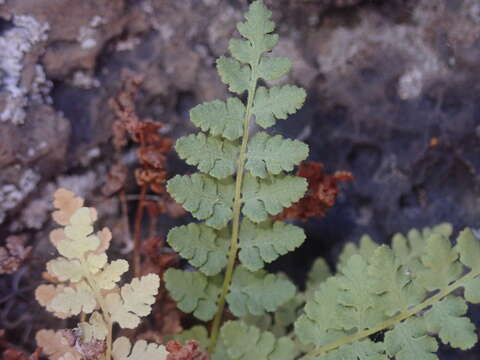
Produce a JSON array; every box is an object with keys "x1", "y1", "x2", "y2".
[
  {"x1": 246, "y1": 132, "x2": 309, "y2": 178},
  {"x1": 171, "y1": 325, "x2": 210, "y2": 350},
  {"x1": 295, "y1": 226, "x2": 480, "y2": 360},
  {"x1": 165, "y1": 0, "x2": 308, "y2": 352},
  {"x1": 213, "y1": 321, "x2": 297, "y2": 360},
  {"x1": 252, "y1": 86, "x2": 306, "y2": 129},
  {"x1": 241, "y1": 173, "x2": 307, "y2": 222},
  {"x1": 217, "y1": 56, "x2": 251, "y2": 94},
  {"x1": 175, "y1": 133, "x2": 239, "y2": 179},
  {"x1": 167, "y1": 174, "x2": 235, "y2": 229},
  {"x1": 167, "y1": 223, "x2": 229, "y2": 276},
  {"x1": 226, "y1": 265, "x2": 296, "y2": 317},
  {"x1": 164, "y1": 268, "x2": 221, "y2": 321},
  {"x1": 190, "y1": 98, "x2": 245, "y2": 141},
  {"x1": 238, "y1": 219, "x2": 305, "y2": 271}
]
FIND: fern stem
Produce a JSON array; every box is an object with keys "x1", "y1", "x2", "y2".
[
  {"x1": 133, "y1": 184, "x2": 148, "y2": 277},
  {"x1": 208, "y1": 67, "x2": 259, "y2": 352},
  {"x1": 302, "y1": 269, "x2": 480, "y2": 359},
  {"x1": 82, "y1": 261, "x2": 114, "y2": 360}
]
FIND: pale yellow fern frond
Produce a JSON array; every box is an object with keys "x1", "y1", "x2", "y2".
[
  {"x1": 52, "y1": 188, "x2": 84, "y2": 226},
  {"x1": 49, "y1": 282, "x2": 97, "y2": 316},
  {"x1": 79, "y1": 311, "x2": 109, "y2": 341},
  {"x1": 95, "y1": 227, "x2": 113, "y2": 254},
  {"x1": 36, "y1": 329, "x2": 83, "y2": 360},
  {"x1": 112, "y1": 337, "x2": 168, "y2": 360},
  {"x1": 37, "y1": 188, "x2": 162, "y2": 360},
  {"x1": 95, "y1": 259, "x2": 129, "y2": 290},
  {"x1": 85, "y1": 253, "x2": 109, "y2": 274},
  {"x1": 35, "y1": 284, "x2": 69, "y2": 319},
  {"x1": 46, "y1": 258, "x2": 83, "y2": 283},
  {"x1": 106, "y1": 274, "x2": 160, "y2": 329}
]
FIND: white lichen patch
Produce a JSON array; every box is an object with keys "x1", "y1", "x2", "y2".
[
  {"x1": 72, "y1": 71, "x2": 100, "y2": 89},
  {"x1": 141, "y1": 0, "x2": 154, "y2": 14},
  {"x1": 78, "y1": 26, "x2": 97, "y2": 49},
  {"x1": 0, "y1": 15, "x2": 49, "y2": 125},
  {"x1": 398, "y1": 67, "x2": 424, "y2": 100},
  {"x1": 57, "y1": 171, "x2": 98, "y2": 198},
  {"x1": 0, "y1": 169, "x2": 40, "y2": 224},
  {"x1": 31, "y1": 65, "x2": 53, "y2": 104},
  {"x1": 116, "y1": 37, "x2": 141, "y2": 52},
  {"x1": 90, "y1": 15, "x2": 106, "y2": 28},
  {"x1": 77, "y1": 16, "x2": 105, "y2": 49}
]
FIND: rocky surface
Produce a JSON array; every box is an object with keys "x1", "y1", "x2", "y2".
[{"x1": 0, "y1": 0, "x2": 480, "y2": 355}]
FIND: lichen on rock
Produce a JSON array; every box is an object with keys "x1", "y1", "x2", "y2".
[
  {"x1": 0, "y1": 168, "x2": 40, "y2": 224},
  {"x1": 0, "y1": 15, "x2": 49, "y2": 124}
]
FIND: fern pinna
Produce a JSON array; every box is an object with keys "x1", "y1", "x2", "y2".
[{"x1": 165, "y1": 0, "x2": 308, "y2": 355}]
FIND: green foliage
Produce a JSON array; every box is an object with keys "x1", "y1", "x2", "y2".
[
  {"x1": 175, "y1": 133, "x2": 238, "y2": 179},
  {"x1": 165, "y1": 0, "x2": 306, "y2": 353},
  {"x1": 213, "y1": 321, "x2": 297, "y2": 360},
  {"x1": 230, "y1": 0, "x2": 277, "y2": 63},
  {"x1": 217, "y1": 56, "x2": 251, "y2": 95},
  {"x1": 190, "y1": 98, "x2": 245, "y2": 141},
  {"x1": 295, "y1": 226, "x2": 480, "y2": 359},
  {"x1": 241, "y1": 174, "x2": 307, "y2": 222},
  {"x1": 164, "y1": 269, "x2": 220, "y2": 321},
  {"x1": 172, "y1": 325, "x2": 210, "y2": 350},
  {"x1": 368, "y1": 246, "x2": 425, "y2": 316},
  {"x1": 252, "y1": 86, "x2": 306, "y2": 128},
  {"x1": 227, "y1": 266, "x2": 296, "y2": 317},
  {"x1": 321, "y1": 340, "x2": 385, "y2": 360},
  {"x1": 238, "y1": 219, "x2": 305, "y2": 271},
  {"x1": 305, "y1": 258, "x2": 332, "y2": 297},
  {"x1": 257, "y1": 56, "x2": 292, "y2": 81},
  {"x1": 167, "y1": 173, "x2": 235, "y2": 229},
  {"x1": 418, "y1": 232, "x2": 462, "y2": 290},
  {"x1": 167, "y1": 223, "x2": 229, "y2": 276},
  {"x1": 424, "y1": 296, "x2": 476, "y2": 350},
  {"x1": 246, "y1": 132, "x2": 309, "y2": 178},
  {"x1": 384, "y1": 318, "x2": 437, "y2": 360}
]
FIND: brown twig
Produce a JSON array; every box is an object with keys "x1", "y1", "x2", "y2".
[{"x1": 133, "y1": 184, "x2": 148, "y2": 277}]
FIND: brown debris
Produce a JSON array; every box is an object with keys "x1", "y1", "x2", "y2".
[
  {"x1": 102, "y1": 163, "x2": 128, "y2": 197},
  {"x1": 36, "y1": 328, "x2": 105, "y2": 360},
  {"x1": 35, "y1": 329, "x2": 83, "y2": 360},
  {"x1": 3, "y1": 349, "x2": 28, "y2": 360},
  {"x1": 2, "y1": 348, "x2": 41, "y2": 360},
  {"x1": 141, "y1": 236, "x2": 179, "y2": 277},
  {"x1": 166, "y1": 340, "x2": 209, "y2": 360},
  {"x1": 0, "y1": 235, "x2": 32, "y2": 274},
  {"x1": 108, "y1": 73, "x2": 173, "y2": 195},
  {"x1": 76, "y1": 338, "x2": 106, "y2": 360},
  {"x1": 141, "y1": 236, "x2": 182, "y2": 338},
  {"x1": 279, "y1": 161, "x2": 353, "y2": 221},
  {"x1": 105, "y1": 73, "x2": 184, "y2": 331},
  {"x1": 0, "y1": 330, "x2": 32, "y2": 360}
]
